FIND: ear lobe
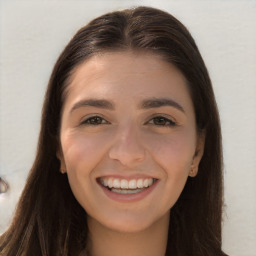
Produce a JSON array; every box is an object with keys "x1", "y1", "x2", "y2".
[
  {"x1": 56, "y1": 149, "x2": 67, "y2": 174},
  {"x1": 189, "y1": 131, "x2": 205, "y2": 177},
  {"x1": 189, "y1": 165, "x2": 198, "y2": 177}
]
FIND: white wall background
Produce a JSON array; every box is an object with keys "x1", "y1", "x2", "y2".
[{"x1": 0, "y1": 0, "x2": 255, "y2": 255}]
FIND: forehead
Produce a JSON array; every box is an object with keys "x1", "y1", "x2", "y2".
[{"x1": 63, "y1": 51, "x2": 192, "y2": 109}]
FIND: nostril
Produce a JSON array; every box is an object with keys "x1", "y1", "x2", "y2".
[{"x1": 108, "y1": 142, "x2": 146, "y2": 167}]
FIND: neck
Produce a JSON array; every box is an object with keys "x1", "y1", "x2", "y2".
[{"x1": 86, "y1": 212, "x2": 170, "y2": 256}]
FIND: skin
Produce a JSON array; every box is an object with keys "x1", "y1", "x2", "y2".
[{"x1": 58, "y1": 51, "x2": 205, "y2": 256}]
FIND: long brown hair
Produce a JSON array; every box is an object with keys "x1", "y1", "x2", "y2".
[{"x1": 0, "y1": 6, "x2": 227, "y2": 256}]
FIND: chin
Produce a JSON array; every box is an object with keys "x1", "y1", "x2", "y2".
[
  {"x1": 97, "y1": 211, "x2": 163, "y2": 234},
  {"x1": 112, "y1": 221, "x2": 149, "y2": 233}
]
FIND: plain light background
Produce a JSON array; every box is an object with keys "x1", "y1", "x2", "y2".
[{"x1": 0, "y1": 1, "x2": 255, "y2": 255}]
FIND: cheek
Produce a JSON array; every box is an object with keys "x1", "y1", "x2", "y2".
[
  {"x1": 60, "y1": 132, "x2": 110, "y2": 209},
  {"x1": 145, "y1": 129, "x2": 196, "y2": 170},
  {"x1": 61, "y1": 131, "x2": 108, "y2": 175},
  {"x1": 146, "y1": 133, "x2": 195, "y2": 209}
]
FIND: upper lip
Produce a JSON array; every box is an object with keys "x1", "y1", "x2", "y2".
[{"x1": 96, "y1": 174, "x2": 158, "y2": 180}]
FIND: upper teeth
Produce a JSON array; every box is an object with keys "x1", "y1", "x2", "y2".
[{"x1": 99, "y1": 177, "x2": 155, "y2": 189}]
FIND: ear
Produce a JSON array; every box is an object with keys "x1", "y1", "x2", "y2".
[
  {"x1": 189, "y1": 131, "x2": 205, "y2": 177},
  {"x1": 56, "y1": 149, "x2": 67, "y2": 174}
]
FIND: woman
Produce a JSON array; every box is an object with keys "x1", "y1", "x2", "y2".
[{"x1": 0, "y1": 6, "x2": 228, "y2": 256}]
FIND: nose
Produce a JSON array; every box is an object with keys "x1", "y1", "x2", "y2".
[{"x1": 108, "y1": 124, "x2": 146, "y2": 167}]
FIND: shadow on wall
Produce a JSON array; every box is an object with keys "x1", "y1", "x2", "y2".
[{"x1": 0, "y1": 177, "x2": 8, "y2": 194}]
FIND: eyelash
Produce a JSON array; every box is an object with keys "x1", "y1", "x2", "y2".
[
  {"x1": 80, "y1": 116, "x2": 109, "y2": 126},
  {"x1": 80, "y1": 115, "x2": 176, "y2": 127},
  {"x1": 146, "y1": 116, "x2": 176, "y2": 127}
]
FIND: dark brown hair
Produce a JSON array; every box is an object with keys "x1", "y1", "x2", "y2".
[{"x1": 0, "y1": 6, "x2": 227, "y2": 256}]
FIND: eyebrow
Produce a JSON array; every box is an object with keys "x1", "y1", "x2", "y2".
[
  {"x1": 140, "y1": 98, "x2": 185, "y2": 113},
  {"x1": 70, "y1": 97, "x2": 185, "y2": 114},
  {"x1": 70, "y1": 99, "x2": 115, "y2": 113}
]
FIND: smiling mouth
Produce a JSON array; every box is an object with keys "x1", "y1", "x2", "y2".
[{"x1": 97, "y1": 177, "x2": 158, "y2": 194}]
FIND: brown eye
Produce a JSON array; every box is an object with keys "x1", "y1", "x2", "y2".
[
  {"x1": 81, "y1": 116, "x2": 108, "y2": 125},
  {"x1": 148, "y1": 116, "x2": 176, "y2": 126}
]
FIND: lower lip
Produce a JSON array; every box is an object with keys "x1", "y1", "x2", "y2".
[{"x1": 97, "y1": 180, "x2": 159, "y2": 203}]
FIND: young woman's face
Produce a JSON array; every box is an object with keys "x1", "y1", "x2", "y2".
[{"x1": 58, "y1": 51, "x2": 204, "y2": 233}]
